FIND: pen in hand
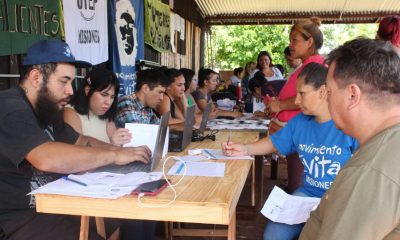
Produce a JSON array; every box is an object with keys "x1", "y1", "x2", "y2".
[{"x1": 227, "y1": 134, "x2": 231, "y2": 146}]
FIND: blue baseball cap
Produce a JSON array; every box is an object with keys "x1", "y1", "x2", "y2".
[{"x1": 23, "y1": 40, "x2": 92, "y2": 68}]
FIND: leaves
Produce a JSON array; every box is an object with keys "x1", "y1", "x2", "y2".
[{"x1": 205, "y1": 24, "x2": 378, "y2": 71}]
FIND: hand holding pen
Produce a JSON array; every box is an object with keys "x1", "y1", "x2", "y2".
[{"x1": 221, "y1": 141, "x2": 249, "y2": 157}]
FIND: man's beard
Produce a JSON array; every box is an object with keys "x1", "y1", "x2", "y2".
[{"x1": 35, "y1": 84, "x2": 64, "y2": 126}]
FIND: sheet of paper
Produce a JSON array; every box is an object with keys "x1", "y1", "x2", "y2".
[
  {"x1": 260, "y1": 186, "x2": 321, "y2": 225},
  {"x1": 167, "y1": 161, "x2": 225, "y2": 177},
  {"x1": 203, "y1": 149, "x2": 253, "y2": 160},
  {"x1": 67, "y1": 172, "x2": 124, "y2": 186},
  {"x1": 30, "y1": 178, "x2": 130, "y2": 199},
  {"x1": 163, "y1": 128, "x2": 169, "y2": 157},
  {"x1": 124, "y1": 123, "x2": 159, "y2": 153},
  {"x1": 115, "y1": 172, "x2": 163, "y2": 187},
  {"x1": 30, "y1": 172, "x2": 163, "y2": 199},
  {"x1": 171, "y1": 155, "x2": 209, "y2": 162}
]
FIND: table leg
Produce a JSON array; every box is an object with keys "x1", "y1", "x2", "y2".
[
  {"x1": 95, "y1": 217, "x2": 106, "y2": 239},
  {"x1": 80, "y1": 216, "x2": 89, "y2": 240},
  {"x1": 228, "y1": 211, "x2": 236, "y2": 240},
  {"x1": 254, "y1": 155, "x2": 264, "y2": 209},
  {"x1": 251, "y1": 160, "x2": 256, "y2": 206},
  {"x1": 270, "y1": 154, "x2": 278, "y2": 180}
]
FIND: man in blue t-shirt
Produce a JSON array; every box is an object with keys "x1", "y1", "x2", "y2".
[{"x1": 222, "y1": 63, "x2": 359, "y2": 240}]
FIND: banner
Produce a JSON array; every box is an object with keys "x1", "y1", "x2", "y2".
[
  {"x1": 144, "y1": 0, "x2": 171, "y2": 52},
  {"x1": 109, "y1": 0, "x2": 144, "y2": 96},
  {"x1": 0, "y1": 0, "x2": 62, "y2": 56},
  {"x1": 170, "y1": 12, "x2": 185, "y2": 54},
  {"x1": 63, "y1": 0, "x2": 108, "y2": 65}
]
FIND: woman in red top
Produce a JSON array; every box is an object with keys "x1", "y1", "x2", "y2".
[
  {"x1": 376, "y1": 15, "x2": 400, "y2": 51},
  {"x1": 267, "y1": 18, "x2": 325, "y2": 193}
]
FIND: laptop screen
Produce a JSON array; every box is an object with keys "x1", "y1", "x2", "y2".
[
  {"x1": 149, "y1": 111, "x2": 170, "y2": 171},
  {"x1": 198, "y1": 102, "x2": 212, "y2": 134}
]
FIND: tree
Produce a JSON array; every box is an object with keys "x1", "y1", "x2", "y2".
[{"x1": 205, "y1": 23, "x2": 377, "y2": 71}]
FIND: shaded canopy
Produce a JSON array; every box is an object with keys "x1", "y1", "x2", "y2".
[{"x1": 194, "y1": 0, "x2": 400, "y2": 25}]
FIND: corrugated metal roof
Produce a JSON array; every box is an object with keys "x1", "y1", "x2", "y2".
[{"x1": 194, "y1": 0, "x2": 400, "y2": 25}]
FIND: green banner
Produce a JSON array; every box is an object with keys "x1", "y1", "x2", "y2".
[
  {"x1": 0, "y1": 0, "x2": 62, "y2": 56},
  {"x1": 144, "y1": 0, "x2": 171, "y2": 52}
]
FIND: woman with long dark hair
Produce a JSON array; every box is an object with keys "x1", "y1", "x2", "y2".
[{"x1": 64, "y1": 68, "x2": 131, "y2": 146}]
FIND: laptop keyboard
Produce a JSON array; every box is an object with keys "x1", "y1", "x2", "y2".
[{"x1": 93, "y1": 161, "x2": 151, "y2": 174}]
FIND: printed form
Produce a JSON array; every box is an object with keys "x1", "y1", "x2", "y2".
[{"x1": 261, "y1": 186, "x2": 321, "y2": 225}]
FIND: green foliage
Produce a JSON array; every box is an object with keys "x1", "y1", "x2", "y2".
[
  {"x1": 205, "y1": 23, "x2": 378, "y2": 71},
  {"x1": 320, "y1": 24, "x2": 378, "y2": 54}
]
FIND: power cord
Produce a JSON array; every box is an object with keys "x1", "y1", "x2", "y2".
[
  {"x1": 192, "y1": 130, "x2": 218, "y2": 142},
  {"x1": 137, "y1": 155, "x2": 186, "y2": 208}
]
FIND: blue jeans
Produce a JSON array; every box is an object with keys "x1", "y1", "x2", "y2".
[{"x1": 263, "y1": 188, "x2": 309, "y2": 240}]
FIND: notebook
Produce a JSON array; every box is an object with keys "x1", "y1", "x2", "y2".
[
  {"x1": 168, "y1": 105, "x2": 195, "y2": 152},
  {"x1": 93, "y1": 112, "x2": 170, "y2": 173}
]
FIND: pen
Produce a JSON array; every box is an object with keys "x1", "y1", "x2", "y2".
[
  {"x1": 227, "y1": 134, "x2": 231, "y2": 146},
  {"x1": 62, "y1": 176, "x2": 88, "y2": 186},
  {"x1": 175, "y1": 163, "x2": 185, "y2": 174},
  {"x1": 203, "y1": 149, "x2": 217, "y2": 159}
]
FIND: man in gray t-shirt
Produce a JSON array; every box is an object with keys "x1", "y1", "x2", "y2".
[{"x1": 300, "y1": 39, "x2": 400, "y2": 240}]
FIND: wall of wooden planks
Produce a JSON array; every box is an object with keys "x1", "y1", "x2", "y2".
[{"x1": 160, "y1": 20, "x2": 202, "y2": 73}]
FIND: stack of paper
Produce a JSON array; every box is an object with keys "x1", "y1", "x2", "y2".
[
  {"x1": 168, "y1": 161, "x2": 225, "y2": 177},
  {"x1": 202, "y1": 149, "x2": 253, "y2": 160},
  {"x1": 30, "y1": 171, "x2": 163, "y2": 199}
]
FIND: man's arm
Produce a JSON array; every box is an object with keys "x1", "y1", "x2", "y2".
[
  {"x1": 75, "y1": 134, "x2": 119, "y2": 150},
  {"x1": 25, "y1": 140, "x2": 151, "y2": 174}
]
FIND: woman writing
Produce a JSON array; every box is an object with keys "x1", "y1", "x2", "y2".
[{"x1": 223, "y1": 63, "x2": 358, "y2": 240}]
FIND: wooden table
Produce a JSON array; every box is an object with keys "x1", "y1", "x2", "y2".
[
  {"x1": 35, "y1": 131, "x2": 257, "y2": 240},
  {"x1": 206, "y1": 126, "x2": 268, "y2": 209}
]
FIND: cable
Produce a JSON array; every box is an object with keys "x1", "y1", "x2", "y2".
[
  {"x1": 137, "y1": 155, "x2": 186, "y2": 208},
  {"x1": 192, "y1": 130, "x2": 218, "y2": 142}
]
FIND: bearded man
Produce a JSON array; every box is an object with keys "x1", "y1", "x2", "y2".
[{"x1": 0, "y1": 40, "x2": 151, "y2": 240}]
